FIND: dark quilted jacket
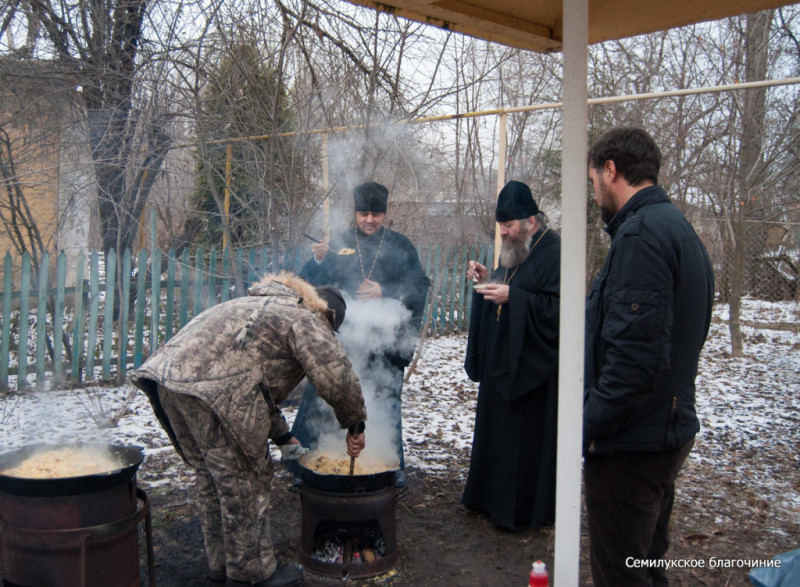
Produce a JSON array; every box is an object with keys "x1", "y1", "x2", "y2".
[{"x1": 584, "y1": 186, "x2": 714, "y2": 455}]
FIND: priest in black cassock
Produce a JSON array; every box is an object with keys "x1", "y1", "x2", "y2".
[
  {"x1": 291, "y1": 181, "x2": 430, "y2": 487},
  {"x1": 462, "y1": 180, "x2": 560, "y2": 530}
]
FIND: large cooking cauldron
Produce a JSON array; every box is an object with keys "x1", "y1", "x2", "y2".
[
  {"x1": 296, "y1": 453, "x2": 398, "y2": 493},
  {"x1": 0, "y1": 442, "x2": 143, "y2": 497},
  {"x1": 0, "y1": 442, "x2": 154, "y2": 587}
]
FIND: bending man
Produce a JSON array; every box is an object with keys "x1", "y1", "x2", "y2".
[{"x1": 132, "y1": 273, "x2": 366, "y2": 587}]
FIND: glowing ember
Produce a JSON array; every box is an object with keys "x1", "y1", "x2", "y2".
[{"x1": 311, "y1": 522, "x2": 386, "y2": 564}]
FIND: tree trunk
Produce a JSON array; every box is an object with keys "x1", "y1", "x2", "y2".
[{"x1": 728, "y1": 10, "x2": 773, "y2": 356}]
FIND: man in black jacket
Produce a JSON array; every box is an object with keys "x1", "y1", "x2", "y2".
[{"x1": 584, "y1": 127, "x2": 714, "y2": 586}]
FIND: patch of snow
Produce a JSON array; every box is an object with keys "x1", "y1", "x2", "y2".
[{"x1": 0, "y1": 300, "x2": 797, "y2": 528}]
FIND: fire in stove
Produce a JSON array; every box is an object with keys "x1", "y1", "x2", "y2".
[
  {"x1": 299, "y1": 482, "x2": 399, "y2": 579},
  {"x1": 311, "y1": 520, "x2": 387, "y2": 565}
]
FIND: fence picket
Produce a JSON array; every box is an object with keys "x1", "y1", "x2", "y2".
[
  {"x1": 180, "y1": 248, "x2": 190, "y2": 329},
  {"x1": 151, "y1": 248, "x2": 162, "y2": 354},
  {"x1": 70, "y1": 254, "x2": 86, "y2": 384},
  {"x1": 165, "y1": 251, "x2": 176, "y2": 342},
  {"x1": 103, "y1": 250, "x2": 117, "y2": 380},
  {"x1": 36, "y1": 252, "x2": 49, "y2": 384},
  {"x1": 0, "y1": 253, "x2": 11, "y2": 392},
  {"x1": 431, "y1": 245, "x2": 443, "y2": 336},
  {"x1": 454, "y1": 244, "x2": 468, "y2": 331},
  {"x1": 247, "y1": 249, "x2": 256, "y2": 286},
  {"x1": 224, "y1": 250, "x2": 233, "y2": 303},
  {"x1": 119, "y1": 249, "x2": 132, "y2": 385},
  {"x1": 259, "y1": 246, "x2": 268, "y2": 277},
  {"x1": 53, "y1": 253, "x2": 66, "y2": 383},
  {"x1": 208, "y1": 248, "x2": 218, "y2": 308},
  {"x1": 463, "y1": 244, "x2": 477, "y2": 330},
  {"x1": 193, "y1": 250, "x2": 204, "y2": 316},
  {"x1": 17, "y1": 254, "x2": 31, "y2": 390},
  {"x1": 134, "y1": 249, "x2": 147, "y2": 368},
  {"x1": 448, "y1": 245, "x2": 461, "y2": 330},
  {"x1": 86, "y1": 252, "x2": 100, "y2": 380}
]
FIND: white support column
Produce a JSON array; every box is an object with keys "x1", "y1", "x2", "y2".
[{"x1": 555, "y1": 0, "x2": 588, "y2": 584}]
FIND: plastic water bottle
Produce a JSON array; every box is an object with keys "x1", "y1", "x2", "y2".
[{"x1": 529, "y1": 560, "x2": 549, "y2": 586}]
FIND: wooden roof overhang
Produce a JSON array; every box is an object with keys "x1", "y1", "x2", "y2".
[{"x1": 346, "y1": 0, "x2": 795, "y2": 52}]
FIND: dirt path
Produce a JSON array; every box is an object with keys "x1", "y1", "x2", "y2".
[{"x1": 139, "y1": 463, "x2": 798, "y2": 586}]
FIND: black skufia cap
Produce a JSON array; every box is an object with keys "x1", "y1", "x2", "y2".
[
  {"x1": 315, "y1": 286, "x2": 346, "y2": 331},
  {"x1": 495, "y1": 180, "x2": 539, "y2": 222},
  {"x1": 353, "y1": 181, "x2": 388, "y2": 213}
]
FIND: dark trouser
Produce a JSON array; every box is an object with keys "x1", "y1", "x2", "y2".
[{"x1": 584, "y1": 440, "x2": 694, "y2": 587}]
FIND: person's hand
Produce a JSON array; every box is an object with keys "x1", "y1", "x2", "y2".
[
  {"x1": 346, "y1": 431, "x2": 365, "y2": 458},
  {"x1": 312, "y1": 242, "x2": 329, "y2": 262},
  {"x1": 468, "y1": 260, "x2": 488, "y2": 283},
  {"x1": 279, "y1": 437, "x2": 309, "y2": 460},
  {"x1": 476, "y1": 283, "x2": 510, "y2": 305},
  {"x1": 355, "y1": 278, "x2": 382, "y2": 299}
]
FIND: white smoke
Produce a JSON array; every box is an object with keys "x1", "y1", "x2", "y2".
[
  {"x1": 309, "y1": 295, "x2": 416, "y2": 468},
  {"x1": 303, "y1": 122, "x2": 420, "y2": 467},
  {"x1": 309, "y1": 122, "x2": 414, "y2": 238}
]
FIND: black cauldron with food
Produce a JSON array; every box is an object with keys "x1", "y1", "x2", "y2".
[
  {"x1": 0, "y1": 441, "x2": 154, "y2": 587},
  {"x1": 295, "y1": 449, "x2": 399, "y2": 493}
]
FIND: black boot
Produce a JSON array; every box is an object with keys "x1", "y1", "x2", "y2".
[{"x1": 207, "y1": 567, "x2": 226, "y2": 583}]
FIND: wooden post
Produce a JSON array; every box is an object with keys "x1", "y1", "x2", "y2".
[
  {"x1": 322, "y1": 134, "x2": 331, "y2": 241},
  {"x1": 223, "y1": 143, "x2": 233, "y2": 252},
  {"x1": 493, "y1": 113, "x2": 507, "y2": 269}
]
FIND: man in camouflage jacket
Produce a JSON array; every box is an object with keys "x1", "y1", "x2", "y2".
[{"x1": 132, "y1": 272, "x2": 367, "y2": 587}]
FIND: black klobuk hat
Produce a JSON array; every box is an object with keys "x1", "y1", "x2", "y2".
[
  {"x1": 353, "y1": 182, "x2": 389, "y2": 213},
  {"x1": 495, "y1": 180, "x2": 539, "y2": 222}
]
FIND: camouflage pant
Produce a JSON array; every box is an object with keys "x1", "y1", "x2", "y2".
[{"x1": 157, "y1": 386, "x2": 276, "y2": 583}]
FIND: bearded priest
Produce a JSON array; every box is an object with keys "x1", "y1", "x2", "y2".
[{"x1": 462, "y1": 180, "x2": 561, "y2": 531}]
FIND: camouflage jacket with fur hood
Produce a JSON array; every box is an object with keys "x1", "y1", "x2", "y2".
[{"x1": 131, "y1": 272, "x2": 366, "y2": 461}]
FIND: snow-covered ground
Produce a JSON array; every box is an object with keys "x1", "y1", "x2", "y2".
[{"x1": 0, "y1": 299, "x2": 798, "y2": 527}]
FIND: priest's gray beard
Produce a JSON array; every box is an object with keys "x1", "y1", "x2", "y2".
[{"x1": 499, "y1": 222, "x2": 533, "y2": 268}]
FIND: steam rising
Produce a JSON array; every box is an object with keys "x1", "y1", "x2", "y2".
[{"x1": 308, "y1": 295, "x2": 417, "y2": 467}]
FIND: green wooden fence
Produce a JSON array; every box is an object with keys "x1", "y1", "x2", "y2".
[{"x1": 0, "y1": 242, "x2": 491, "y2": 392}]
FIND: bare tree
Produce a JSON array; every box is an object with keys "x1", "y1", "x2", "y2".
[{"x1": 0, "y1": 0, "x2": 185, "y2": 257}]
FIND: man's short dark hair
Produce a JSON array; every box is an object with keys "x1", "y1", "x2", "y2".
[{"x1": 588, "y1": 127, "x2": 661, "y2": 186}]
